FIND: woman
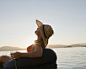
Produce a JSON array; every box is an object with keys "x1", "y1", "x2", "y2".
[{"x1": 0, "y1": 20, "x2": 54, "y2": 65}]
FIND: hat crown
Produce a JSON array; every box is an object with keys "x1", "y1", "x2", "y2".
[{"x1": 44, "y1": 25, "x2": 53, "y2": 39}]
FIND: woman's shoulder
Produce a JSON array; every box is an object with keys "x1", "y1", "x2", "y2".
[
  {"x1": 33, "y1": 44, "x2": 45, "y2": 49},
  {"x1": 32, "y1": 44, "x2": 39, "y2": 48},
  {"x1": 32, "y1": 44, "x2": 43, "y2": 49}
]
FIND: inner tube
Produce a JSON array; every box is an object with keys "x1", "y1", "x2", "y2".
[
  {"x1": 3, "y1": 49, "x2": 57, "y2": 69},
  {"x1": 0, "y1": 64, "x2": 3, "y2": 69}
]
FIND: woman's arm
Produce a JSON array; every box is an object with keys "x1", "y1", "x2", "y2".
[{"x1": 11, "y1": 46, "x2": 43, "y2": 59}]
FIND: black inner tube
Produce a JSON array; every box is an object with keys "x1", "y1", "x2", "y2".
[{"x1": 3, "y1": 49, "x2": 57, "y2": 69}]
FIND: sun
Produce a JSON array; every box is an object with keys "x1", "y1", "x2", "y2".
[{"x1": 25, "y1": 37, "x2": 36, "y2": 48}]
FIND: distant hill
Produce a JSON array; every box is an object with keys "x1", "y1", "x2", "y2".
[
  {"x1": 78, "y1": 43, "x2": 86, "y2": 45},
  {"x1": 47, "y1": 44, "x2": 66, "y2": 48},
  {"x1": 67, "y1": 44, "x2": 86, "y2": 47},
  {"x1": 48, "y1": 43, "x2": 86, "y2": 48},
  {"x1": 0, "y1": 46, "x2": 26, "y2": 51}
]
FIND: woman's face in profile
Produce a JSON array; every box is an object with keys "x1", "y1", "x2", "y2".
[{"x1": 35, "y1": 28, "x2": 41, "y2": 36}]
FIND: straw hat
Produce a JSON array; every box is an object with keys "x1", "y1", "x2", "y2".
[{"x1": 36, "y1": 20, "x2": 54, "y2": 46}]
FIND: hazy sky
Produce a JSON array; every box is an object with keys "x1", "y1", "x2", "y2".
[{"x1": 0, "y1": 0, "x2": 86, "y2": 48}]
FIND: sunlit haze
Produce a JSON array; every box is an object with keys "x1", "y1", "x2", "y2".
[{"x1": 0, "y1": 0, "x2": 86, "y2": 48}]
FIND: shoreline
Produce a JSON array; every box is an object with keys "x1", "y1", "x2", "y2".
[
  {"x1": 48, "y1": 46, "x2": 86, "y2": 49},
  {"x1": 0, "y1": 46, "x2": 86, "y2": 51}
]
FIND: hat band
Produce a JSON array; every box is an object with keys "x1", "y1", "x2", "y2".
[{"x1": 43, "y1": 25, "x2": 47, "y2": 38}]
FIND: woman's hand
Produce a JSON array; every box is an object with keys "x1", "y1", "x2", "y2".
[{"x1": 11, "y1": 52, "x2": 21, "y2": 59}]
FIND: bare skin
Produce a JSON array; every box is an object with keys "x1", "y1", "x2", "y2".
[{"x1": 0, "y1": 28, "x2": 45, "y2": 64}]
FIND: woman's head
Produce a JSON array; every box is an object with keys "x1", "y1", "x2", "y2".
[{"x1": 36, "y1": 20, "x2": 54, "y2": 46}]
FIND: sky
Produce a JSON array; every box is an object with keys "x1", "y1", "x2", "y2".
[{"x1": 0, "y1": 0, "x2": 86, "y2": 48}]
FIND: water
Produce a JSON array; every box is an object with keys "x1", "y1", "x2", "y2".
[
  {"x1": 54, "y1": 47, "x2": 86, "y2": 69},
  {"x1": 0, "y1": 47, "x2": 86, "y2": 69}
]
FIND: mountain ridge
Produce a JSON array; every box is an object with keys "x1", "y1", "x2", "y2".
[
  {"x1": 0, "y1": 43, "x2": 86, "y2": 51},
  {"x1": 47, "y1": 43, "x2": 86, "y2": 48},
  {"x1": 0, "y1": 46, "x2": 25, "y2": 51}
]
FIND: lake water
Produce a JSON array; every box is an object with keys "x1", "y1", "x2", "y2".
[{"x1": 0, "y1": 47, "x2": 86, "y2": 69}]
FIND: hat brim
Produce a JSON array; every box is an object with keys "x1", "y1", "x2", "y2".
[
  {"x1": 36, "y1": 20, "x2": 47, "y2": 46},
  {"x1": 36, "y1": 20, "x2": 43, "y2": 27}
]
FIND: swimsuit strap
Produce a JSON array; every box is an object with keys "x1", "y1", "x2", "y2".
[{"x1": 27, "y1": 44, "x2": 33, "y2": 52}]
